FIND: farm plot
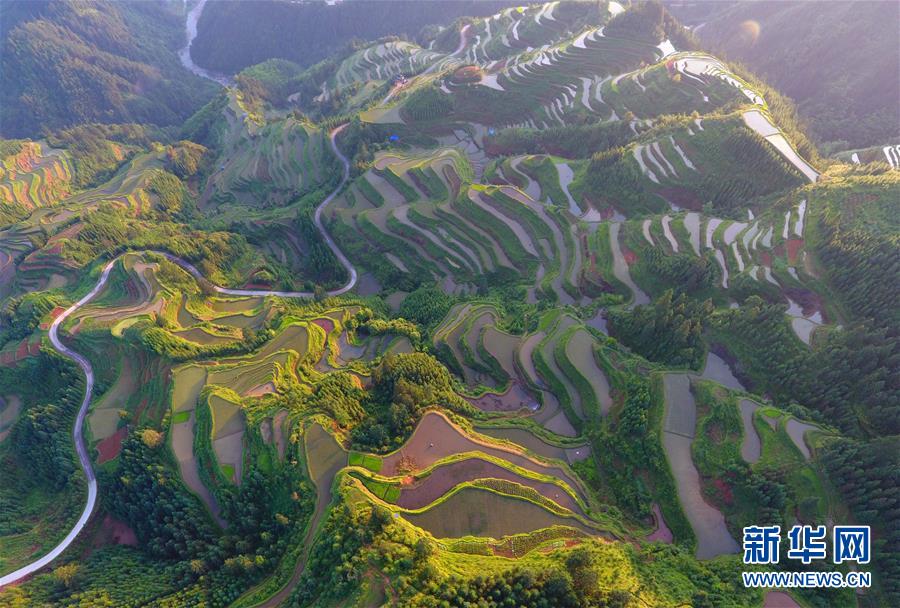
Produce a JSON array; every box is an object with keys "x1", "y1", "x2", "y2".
[
  {"x1": 402, "y1": 486, "x2": 597, "y2": 539},
  {"x1": 738, "y1": 399, "x2": 762, "y2": 464},
  {"x1": 171, "y1": 408, "x2": 222, "y2": 521},
  {"x1": 496, "y1": 185, "x2": 582, "y2": 303},
  {"x1": 304, "y1": 422, "x2": 348, "y2": 533},
  {"x1": 88, "y1": 356, "x2": 137, "y2": 443},
  {"x1": 171, "y1": 364, "x2": 208, "y2": 413},
  {"x1": 561, "y1": 328, "x2": 613, "y2": 417},
  {"x1": 207, "y1": 351, "x2": 291, "y2": 396},
  {"x1": 379, "y1": 412, "x2": 586, "y2": 500},
  {"x1": 537, "y1": 315, "x2": 584, "y2": 422},
  {"x1": 661, "y1": 374, "x2": 739, "y2": 559},
  {"x1": 171, "y1": 327, "x2": 237, "y2": 346},
  {"x1": 516, "y1": 331, "x2": 577, "y2": 437},
  {"x1": 169, "y1": 364, "x2": 224, "y2": 519},
  {"x1": 785, "y1": 419, "x2": 820, "y2": 461},
  {"x1": 475, "y1": 426, "x2": 591, "y2": 465},
  {"x1": 609, "y1": 223, "x2": 649, "y2": 307},
  {"x1": 476, "y1": 326, "x2": 538, "y2": 411},
  {"x1": 202, "y1": 118, "x2": 334, "y2": 208},
  {"x1": 700, "y1": 353, "x2": 744, "y2": 391},
  {"x1": 433, "y1": 304, "x2": 503, "y2": 389},
  {"x1": 0, "y1": 141, "x2": 73, "y2": 213},
  {"x1": 208, "y1": 393, "x2": 246, "y2": 484},
  {"x1": 396, "y1": 456, "x2": 584, "y2": 516}
]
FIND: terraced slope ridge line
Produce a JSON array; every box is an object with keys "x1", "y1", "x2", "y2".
[{"x1": 0, "y1": 125, "x2": 356, "y2": 588}]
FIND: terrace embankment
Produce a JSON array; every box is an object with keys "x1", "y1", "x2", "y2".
[
  {"x1": 380, "y1": 412, "x2": 585, "y2": 501},
  {"x1": 661, "y1": 374, "x2": 739, "y2": 559},
  {"x1": 397, "y1": 456, "x2": 584, "y2": 516}
]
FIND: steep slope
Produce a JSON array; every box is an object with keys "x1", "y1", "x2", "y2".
[
  {"x1": 1, "y1": 0, "x2": 219, "y2": 137},
  {"x1": 668, "y1": 0, "x2": 900, "y2": 150},
  {"x1": 190, "y1": 0, "x2": 516, "y2": 74}
]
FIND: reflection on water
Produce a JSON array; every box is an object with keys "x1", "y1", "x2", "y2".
[{"x1": 700, "y1": 352, "x2": 744, "y2": 391}]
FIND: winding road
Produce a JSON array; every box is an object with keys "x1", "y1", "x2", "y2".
[{"x1": 0, "y1": 125, "x2": 356, "y2": 588}]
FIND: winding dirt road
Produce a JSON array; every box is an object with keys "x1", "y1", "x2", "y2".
[{"x1": 0, "y1": 126, "x2": 355, "y2": 589}]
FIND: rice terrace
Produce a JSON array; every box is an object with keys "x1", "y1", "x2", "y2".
[{"x1": 0, "y1": 1, "x2": 897, "y2": 607}]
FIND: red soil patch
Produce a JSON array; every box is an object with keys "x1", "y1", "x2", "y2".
[
  {"x1": 657, "y1": 186, "x2": 702, "y2": 210},
  {"x1": 622, "y1": 246, "x2": 637, "y2": 265},
  {"x1": 96, "y1": 427, "x2": 128, "y2": 464},
  {"x1": 786, "y1": 238, "x2": 803, "y2": 265},
  {"x1": 28, "y1": 339, "x2": 41, "y2": 357},
  {"x1": 313, "y1": 318, "x2": 335, "y2": 334},
  {"x1": 451, "y1": 65, "x2": 483, "y2": 84},
  {"x1": 711, "y1": 478, "x2": 734, "y2": 505},
  {"x1": 759, "y1": 251, "x2": 772, "y2": 266},
  {"x1": 492, "y1": 546, "x2": 517, "y2": 558},
  {"x1": 95, "y1": 514, "x2": 138, "y2": 548},
  {"x1": 15, "y1": 340, "x2": 29, "y2": 360},
  {"x1": 380, "y1": 412, "x2": 585, "y2": 498}
]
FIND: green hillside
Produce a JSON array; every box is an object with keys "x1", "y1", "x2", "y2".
[
  {"x1": 0, "y1": 1, "x2": 897, "y2": 607},
  {"x1": 1, "y1": 0, "x2": 219, "y2": 137},
  {"x1": 669, "y1": 0, "x2": 900, "y2": 151}
]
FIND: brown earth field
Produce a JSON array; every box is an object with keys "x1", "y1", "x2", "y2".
[
  {"x1": 396, "y1": 456, "x2": 584, "y2": 516},
  {"x1": 380, "y1": 412, "x2": 585, "y2": 500}
]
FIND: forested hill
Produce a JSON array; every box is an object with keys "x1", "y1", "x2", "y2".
[
  {"x1": 190, "y1": 0, "x2": 516, "y2": 74},
  {"x1": 0, "y1": 0, "x2": 219, "y2": 138},
  {"x1": 666, "y1": 0, "x2": 900, "y2": 152}
]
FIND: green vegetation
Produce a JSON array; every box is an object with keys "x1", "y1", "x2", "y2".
[
  {"x1": 685, "y1": 0, "x2": 900, "y2": 149},
  {"x1": 609, "y1": 290, "x2": 711, "y2": 369},
  {"x1": 1, "y1": 1, "x2": 217, "y2": 137},
  {"x1": 0, "y1": 1, "x2": 896, "y2": 606}
]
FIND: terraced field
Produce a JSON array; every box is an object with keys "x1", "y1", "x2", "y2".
[
  {"x1": 202, "y1": 116, "x2": 334, "y2": 209},
  {"x1": 401, "y1": 486, "x2": 597, "y2": 539},
  {"x1": 0, "y1": 142, "x2": 72, "y2": 219},
  {"x1": 0, "y1": 2, "x2": 859, "y2": 606},
  {"x1": 660, "y1": 374, "x2": 739, "y2": 559}
]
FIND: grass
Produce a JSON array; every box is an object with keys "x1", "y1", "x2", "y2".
[
  {"x1": 356, "y1": 175, "x2": 385, "y2": 207},
  {"x1": 349, "y1": 451, "x2": 383, "y2": 473}
]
